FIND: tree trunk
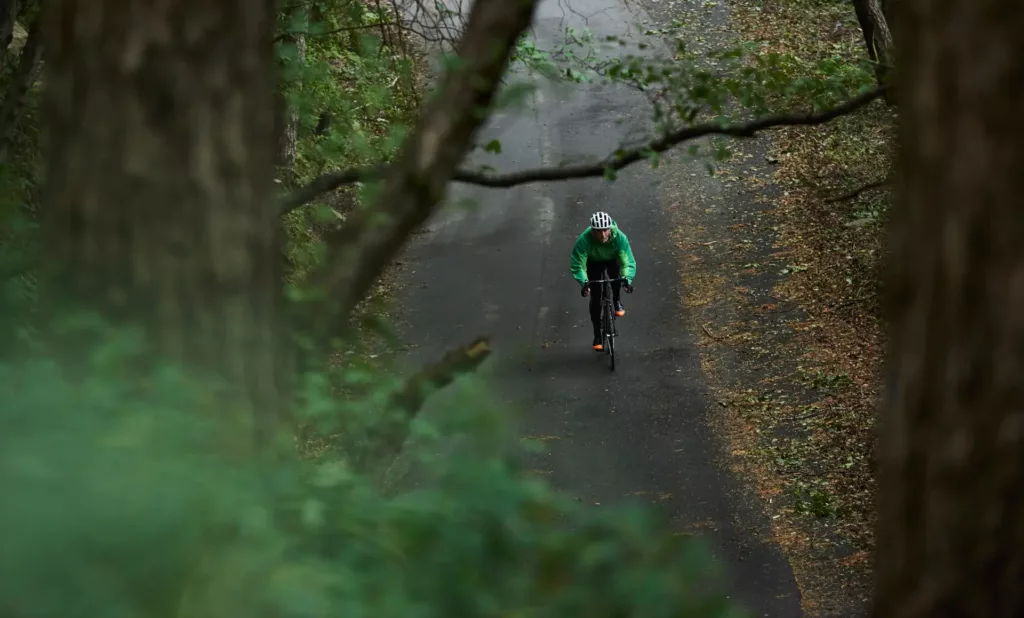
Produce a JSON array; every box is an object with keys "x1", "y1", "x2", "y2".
[
  {"x1": 852, "y1": 0, "x2": 896, "y2": 101},
  {"x1": 853, "y1": 0, "x2": 879, "y2": 64},
  {"x1": 0, "y1": 0, "x2": 16, "y2": 64},
  {"x1": 0, "y1": 11, "x2": 41, "y2": 163},
  {"x1": 874, "y1": 0, "x2": 1024, "y2": 615},
  {"x1": 276, "y1": 9, "x2": 307, "y2": 182},
  {"x1": 40, "y1": 0, "x2": 288, "y2": 449},
  {"x1": 881, "y1": 0, "x2": 894, "y2": 22},
  {"x1": 280, "y1": 33, "x2": 305, "y2": 170}
]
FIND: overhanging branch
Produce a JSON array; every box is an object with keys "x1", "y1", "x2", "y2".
[
  {"x1": 279, "y1": 164, "x2": 384, "y2": 215},
  {"x1": 389, "y1": 336, "x2": 491, "y2": 415},
  {"x1": 280, "y1": 86, "x2": 887, "y2": 215},
  {"x1": 364, "y1": 336, "x2": 491, "y2": 471}
]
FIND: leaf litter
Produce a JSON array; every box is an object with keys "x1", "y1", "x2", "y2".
[{"x1": 642, "y1": 0, "x2": 895, "y2": 614}]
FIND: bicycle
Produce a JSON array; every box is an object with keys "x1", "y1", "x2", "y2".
[{"x1": 587, "y1": 276, "x2": 629, "y2": 372}]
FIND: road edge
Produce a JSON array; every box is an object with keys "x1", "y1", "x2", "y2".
[{"x1": 632, "y1": 0, "x2": 877, "y2": 615}]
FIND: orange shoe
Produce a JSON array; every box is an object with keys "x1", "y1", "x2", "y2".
[
  {"x1": 615, "y1": 302, "x2": 626, "y2": 317},
  {"x1": 592, "y1": 335, "x2": 603, "y2": 351}
]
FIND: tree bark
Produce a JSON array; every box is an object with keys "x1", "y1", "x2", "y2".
[
  {"x1": 853, "y1": 0, "x2": 878, "y2": 63},
  {"x1": 0, "y1": 11, "x2": 41, "y2": 163},
  {"x1": 852, "y1": 0, "x2": 896, "y2": 100},
  {"x1": 874, "y1": 0, "x2": 1024, "y2": 615},
  {"x1": 276, "y1": 8, "x2": 307, "y2": 182},
  {"x1": 40, "y1": 0, "x2": 288, "y2": 448},
  {"x1": 0, "y1": 0, "x2": 16, "y2": 64}
]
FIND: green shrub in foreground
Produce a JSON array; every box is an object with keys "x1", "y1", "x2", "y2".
[{"x1": 0, "y1": 326, "x2": 747, "y2": 618}]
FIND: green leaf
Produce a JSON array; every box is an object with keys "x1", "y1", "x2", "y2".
[{"x1": 484, "y1": 139, "x2": 502, "y2": 154}]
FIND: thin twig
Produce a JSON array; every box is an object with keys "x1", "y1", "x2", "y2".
[
  {"x1": 825, "y1": 176, "x2": 890, "y2": 202},
  {"x1": 702, "y1": 323, "x2": 726, "y2": 341}
]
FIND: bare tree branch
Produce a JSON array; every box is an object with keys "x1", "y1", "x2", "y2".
[
  {"x1": 279, "y1": 86, "x2": 887, "y2": 215},
  {"x1": 365, "y1": 336, "x2": 491, "y2": 470},
  {"x1": 279, "y1": 165, "x2": 379, "y2": 215},
  {"x1": 393, "y1": 0, "x2": 469, "y2": 51},
  {"x1": 302, "y1": 0, "x2": 538, "y2": 337},
  {"x1": 277, "y1": 0, "x2": 468, "y2": 53},
  {"x1": 391, "y1": 337, "x2": 491, "y2": 411},
  {"x1": 825, "y1": 175, "x2": 891, "y2": 202}
]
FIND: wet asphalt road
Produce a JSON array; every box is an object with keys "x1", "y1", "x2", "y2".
[{"x1": 393, "y1": 0, "x2": 801, "y2": 615}]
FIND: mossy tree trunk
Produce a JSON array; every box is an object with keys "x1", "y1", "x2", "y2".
[
  {"x1": 40, "y1": 0, "x2": 288, "y2": 448},
  {"x1": 874, "y1": 0, "x2": 1024, "y2": 614}
]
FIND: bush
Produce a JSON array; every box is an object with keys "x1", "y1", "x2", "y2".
[{"x1": 0, "y1": 325, "x2": 746, "y2": 618}]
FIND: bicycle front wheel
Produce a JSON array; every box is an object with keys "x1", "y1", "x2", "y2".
[{"x1": 604, "y1": 304, "x2": 616, "y2": 371}]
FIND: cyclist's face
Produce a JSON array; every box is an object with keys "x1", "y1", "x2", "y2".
[{"x1": 592, "y1": 228, "x2": 611, "y2": 243}]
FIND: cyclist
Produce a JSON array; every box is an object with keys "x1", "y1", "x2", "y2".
[{"x1": 570, "y1": 211, "x2": 636, "y2": 351}]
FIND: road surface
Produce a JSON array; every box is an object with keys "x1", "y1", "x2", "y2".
[{"x1": 393, "y1": 0, "x2": 801, "y2": 615}]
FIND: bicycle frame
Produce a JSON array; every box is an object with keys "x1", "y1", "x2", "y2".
[{"x1": 587, "y1": 276, "x2": 628, "y2": 372}]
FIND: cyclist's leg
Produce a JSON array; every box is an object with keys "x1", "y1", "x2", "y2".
[
  {"x1": 586, "y1": 261, "x2": 607, "y2": 349},
  {"x1": 607, "y1": 261, "x2": 625, "y2": 316}
]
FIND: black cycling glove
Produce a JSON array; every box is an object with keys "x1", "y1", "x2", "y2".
[
  {"x1": 581, "y1": 283, "x2": 590, "y2": 297},
  {"x1": 624, "y1": 280, "x2": 634, "y2": 293}
]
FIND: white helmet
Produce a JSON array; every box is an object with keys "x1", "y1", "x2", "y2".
[{"x1": 590, "y1": 211, "x2": 612, "y2": 230}]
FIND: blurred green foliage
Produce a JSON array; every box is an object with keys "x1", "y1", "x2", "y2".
[
  {"x1": 275, "y1": 0, "x2": 420, "y2": 283},
  {"x1": 0, "y1": 320, "x2": 748, "y2": 618}
]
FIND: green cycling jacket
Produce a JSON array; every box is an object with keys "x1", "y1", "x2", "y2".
[{"x1": 569, "y1": 222, "x2": 637, "y2": 286}]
